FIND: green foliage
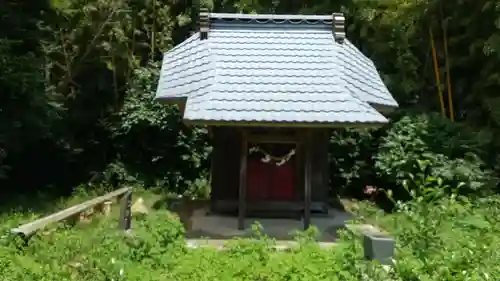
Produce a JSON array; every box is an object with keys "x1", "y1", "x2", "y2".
[
  {"x1": 3, "y1": 188, "x2": 500, "y2": 281},
  {"x1": 0, "y1": 0, "x2": 500, "y2": 279},
  {"x1": 107, "y1": 62, "x2": 210, "y2": 191},
  {"x1": 2, "y1": 0, "x2": 500, "y2": 203},
  {"x1": 329, "y1": 128, "x2": 378, "y2": 197},
  {"x1": 0, "y1": 210, "x2": 186, "y2": 281},
  {"x1": 0, "y1": 217, "x2": 374, "y2": 280},
  {"x1": 328, "y1": 112, "x2": 499, "y2": 203},
  {"x1": 374, "y1": 113, "x2": 498, "y2": 196},
  {"x1": 357, "y1": 194, "x2": 500, "y2": 280},
  {"x1": 0, "y1": 38, "x2": 58, "y2": 180},
  {"x1": 344, "y1": 0, "x2": 429, "y2": 107},
  {"x1": 171, "y1": 241, "x2": 365, "y2": 281},
  {"x1": 0, "y1": 0, "x2": 207, "y2": 197}
]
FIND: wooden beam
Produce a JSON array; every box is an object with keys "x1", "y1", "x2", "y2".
[
  {"x1": 238, "y1": 129, "x2": 248, "y2": 230},
  {"x1": 183, "y1": 119, "x2": 388, "y2": 129},
  {"x1": 247, "y1": 134, "x2": 300, "y2": 144},
  {"x1": 212, "y1": 200, "x2": 328, "y2": 213},
  {"x1": 303, "y1": 130, "x2": 312, "y2": 230},
  {"x1": 11, "y1": 187, "x2": 132, "y2": 238}
]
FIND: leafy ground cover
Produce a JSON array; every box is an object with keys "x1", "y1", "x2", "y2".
[
  {"x1": 1, "y1": 188, "x2": 499, "y2": 281},
  {"x1": 354, "y1": 194, "x2": 500, "y2": 280}
]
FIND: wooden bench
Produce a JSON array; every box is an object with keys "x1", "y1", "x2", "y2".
[{"x1": 11, "y1": 187, "x2": 133, "y2": 241}]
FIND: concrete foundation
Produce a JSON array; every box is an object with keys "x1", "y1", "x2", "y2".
[{"x1": 184, "y1": 207, "x2": 356, "y2": 249}]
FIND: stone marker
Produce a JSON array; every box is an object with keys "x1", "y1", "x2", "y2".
[
  {"x1": 346, "y1": 224, "x2": 395, "y2": 265},
  {"x1": 362, "y1": 228, "x2": 395, "y2": 265},
  {"x1": 131, "y1": 197, "x2": 148, "y2": 215}
]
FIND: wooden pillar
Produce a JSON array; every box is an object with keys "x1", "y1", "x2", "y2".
[
  {"x1": 176, "y1": 100, "x2": 186, "y2": 118},
  {"x1": 238, "y1": 129, "x2": 248, "y2": 230},
  {"x1": 303, "y1": 130, "x2": 312, "y2": 230},
  {"x1": 119, "y1": 190, "x2": 132, "y2": 230},
  {"x1": 294, "y1": 137, "x2": 302, "y2": 202},
  {"x1": 209, "y1": 140, "x2": 216, "y2": 209}
]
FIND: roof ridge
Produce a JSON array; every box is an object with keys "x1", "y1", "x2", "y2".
[
  {"x1": 200, "y1": 11, "x2": 346, "y2": 43},
  {"x1": 209, "y1": 13, "x2": 334, "y2": 23}
]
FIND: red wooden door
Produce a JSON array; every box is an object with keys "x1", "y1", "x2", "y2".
[
  {"x1": 247, "y1": 159, "x2": 269, "y2": 200},
  {"x1": 269, "y1": 161, "x2": 294, "y2": 200},
  {"x1": 247, "y1": 159, "x2": 294, "y2": 201}
]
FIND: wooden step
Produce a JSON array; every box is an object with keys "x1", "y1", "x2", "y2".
[{"x1": 185, "y1": 239, "x2": 336, "y2": 251}]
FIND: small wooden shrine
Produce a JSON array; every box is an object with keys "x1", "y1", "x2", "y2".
[{"x1": 155, "y1": 10, "x2": 398, "y2": 230}]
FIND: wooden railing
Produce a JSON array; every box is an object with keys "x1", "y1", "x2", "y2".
[{"x1": 11, "y1": 187, "x2": 133, "y2": 241}]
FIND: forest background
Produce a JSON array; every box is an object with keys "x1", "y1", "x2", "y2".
[{"x1": 2, "y1": 0, "x2": 500, "y2": 205}]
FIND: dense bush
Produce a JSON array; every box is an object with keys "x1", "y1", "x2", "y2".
[
  {"x1": 374, "y1": 113, "x2": 498, "y2": 197},
  {"x1": 106, "y1": 63, "x2": 210, "y2": 192},
  {"x1": 328, "y1": 128, "x2": 378, "y2": 198},
  {"x1": 356, "y1": 193, "x2": 500, "y2": 280},
  {"x1": 329, "y1": 112, "x2": 498, "y2": 200}
]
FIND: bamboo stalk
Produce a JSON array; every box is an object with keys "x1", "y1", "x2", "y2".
[
  {"x1": 441, "y1": 7, "x2": 454, "y2": 121},
  {"x1": 429, "y1": 27, "x2": 446, "y2": 117},
  {"x1": 151, "y1": 0, "x2": 156, "y2": 60}
]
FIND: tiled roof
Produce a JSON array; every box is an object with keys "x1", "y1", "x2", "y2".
[
  {"x1": 156, "y1": 33, "x2": 214, "y2": 100},
  {"x1": 155, "y1": 13, "x2": 398, "y2": 126}
]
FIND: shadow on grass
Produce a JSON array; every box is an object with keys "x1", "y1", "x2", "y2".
[
  {"x1": 151, "y1": 196, "x2": 176, "y2": 210},
  {"x1": 330, "y1": 192, "x2": 395, "y2": 214},
  {"x1": 0, "y1": 185, "x2": 125, "y2": 218},
  {"x1": 0, "y1": 192, "x2": 72, "y2": 217}
]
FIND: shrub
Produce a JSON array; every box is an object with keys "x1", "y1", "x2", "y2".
[
  {"x1": 329, "y1": 128, "x2": 378, "y2": 198},
  {"x1": 374, "y1": 113, "x2": 498, "y2": 197},
  {"x1": 108, "y1": 63, "x2": 210, "y2": 192},
  {"x1": 0, "y1": 210, "x2": 186, "y2": 281},
  {"x1": 356, "y1": 194, "x2": 500, "y2": 280},
  {"x1": 164, "y1": 226, "x2": 384, "y2": 281}
]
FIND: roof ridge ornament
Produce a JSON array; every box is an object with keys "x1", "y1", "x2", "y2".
[
  {"x1": 200, "y1": 7, "x2": 210, "y2": 40},
  {"x1": 332, "y1": 13, "x2": 346, "y2": 44}
]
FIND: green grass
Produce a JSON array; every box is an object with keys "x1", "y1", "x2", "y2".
[
  {"x1": 1, "y1": 188, "x2": 500, "y2": 281},
  {"x1": 354, "y1": 195, "x2": 500, "y2": 280}
]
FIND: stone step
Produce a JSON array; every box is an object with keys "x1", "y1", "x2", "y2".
[{"x1": 185, "y1": 239, "x2": 336, "y2": 251}]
